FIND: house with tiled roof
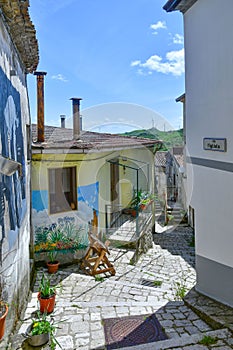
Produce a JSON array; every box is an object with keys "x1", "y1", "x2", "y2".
[
  {"x1": 164, "y1": 0, "x2": 233, "y2": 307},
  {"x1": 31, "y1": 88, "x2": 161, "y2": 262},
  {"x1": 0, "y1": 0, "x2": 38, "y2": 341}
]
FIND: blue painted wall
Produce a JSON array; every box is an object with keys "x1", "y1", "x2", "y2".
[{"x1": 0, "y1": 67, "x2": 26, "y2": 250}]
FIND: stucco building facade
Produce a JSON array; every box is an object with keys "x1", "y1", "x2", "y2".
[{"x1": 164, "y1": 0, "x2": 233, "y2": 307}]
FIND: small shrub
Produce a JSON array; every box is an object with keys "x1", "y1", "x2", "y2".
[
  {"x1": 153, "y1": 280, "x2": 162, "y2": 287},
  {"x1": 189, "y1": 235, "x2": 195, "y2": 247},
  {"x1": 174, "y1": 281, "x2": 187, "y2": 300},
  {"x1": 129, "y1": 258, "x2": 135, "y2": 266},
  {"x1": 94, "y1": 275, "x2": 105, "y2": 282},
  {"x1": 198, "y1": 335, "x2": 217, "y2": 345}
]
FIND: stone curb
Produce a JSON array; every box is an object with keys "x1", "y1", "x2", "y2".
[{"x1": 120, "y1": 328, "x2": 232, "y2": 350}]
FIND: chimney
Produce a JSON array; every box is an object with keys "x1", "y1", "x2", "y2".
[
  {"x1": 34, "y1": 71, "x2": 47, "y2": 142},
  {"x1": 80, "y1": 115, "x2": 83, "y2": 131},
  {"x1": 70, "y1": 97, "x2": 82, "y2": 139},
  {"x1": 60, "y1": 115, "x2": 66, "y2": 128}
]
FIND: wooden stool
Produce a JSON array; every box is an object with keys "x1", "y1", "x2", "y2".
[{"x1": 81, "y1": 233, "x2": 115, "y2": 276}]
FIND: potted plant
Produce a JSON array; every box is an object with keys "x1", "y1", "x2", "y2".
[
  {"x1": 47, "y1": 250, "x2": 59, "y2": 274},
  {"x1": 0, "y1": 301, "x2": 8, "y2": 340},
  {"x1": 24, "y1": 312, "x2": 61, "y2": 349},
  {"x1": 0, "y1": 283, "x2": 8, "y2": 340},
  {"x1": 122, "y1": 190, "x2": 142, "y2": 217},
  {"x1": 38, "y1": 274, "x2": 57, "y2": 314},
  {"x1": 139, "y1": 192, "x2": 156, "y2": 210}
]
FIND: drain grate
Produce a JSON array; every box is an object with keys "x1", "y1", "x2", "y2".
[
  {"x1": 104, "y1": 314, "x2": 167, "y2": 349},
  {"x1": 140, "y1": 278, "x2": 162, "y2": 288}
]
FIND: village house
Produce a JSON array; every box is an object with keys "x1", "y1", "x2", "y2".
[
  {"x1": 0, "y1": 0, "x2": 38, "y2": 339},
  {"x1": 31, "y1": 81, "x2": 162, "y2": 264},
  {"x1": 164, "y1": 0, "x2": 233, "y2": 307},
  {"x1": 155, "y1": 146, "x2": 187, "y2": 225}
]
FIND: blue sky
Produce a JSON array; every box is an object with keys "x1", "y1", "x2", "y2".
[{"x1": 27, "y1": 0, "x2": 184, "y2": 133}]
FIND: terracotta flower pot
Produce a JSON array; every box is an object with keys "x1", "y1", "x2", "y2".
[
  {"x1": 0, "y1": 304, "x2": 8, "y2": 340},
  {"x1": 38, "y1": 292, "x2": 56, "y2": 314},
  {"x1": 130, "y1": 209, "x2": 137, "y2": 217},
  {"x1": 47, "y1": 261, "x2": 59, "y2": 274}
]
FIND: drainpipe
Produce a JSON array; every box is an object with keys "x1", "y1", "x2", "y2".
[
  {"x1": 60, "y1": 115, "x2": 66, "y2": 128},
  {"x1": 70, "y1": 97, "x2": 82, "y2": 140},
  {"x1": 34, "y1": 71, "x2": 47, "y2": 142}
]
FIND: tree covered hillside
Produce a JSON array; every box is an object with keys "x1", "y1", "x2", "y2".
[{"x1": 122, "y1": 128, "x2": 184, "y2": 151}]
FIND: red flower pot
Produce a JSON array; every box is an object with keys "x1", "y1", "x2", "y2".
[
  {"x1": 140, "y1": 204, "x2": 146, "y2": 211},
  {"x1": 0, "y1": 304, "x2": 8, "y2": 340},
  {"x1": 38, "y1": 292, "x2": 56, "y2": 314},
  {"x1": 47, "y1": 261, "x2": 59, "y2": 274}
]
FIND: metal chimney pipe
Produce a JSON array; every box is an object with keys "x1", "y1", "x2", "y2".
[
  {"x1": 34, "y1": 71, "x2": 47, "y2": 142},
  {"x1": 70, "y1": 97, "x2": 82, "y2": 139},
  {"x1": 60, "y1": 115, "x2": 66, "y2": 128},
  {"x1": 80, "y1": 116, "x2": 83, "y2": 131}
]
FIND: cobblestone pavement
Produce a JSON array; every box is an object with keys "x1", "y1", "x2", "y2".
[{"x1": 5, "y1": 226, "x2": 233, "y2": 350}]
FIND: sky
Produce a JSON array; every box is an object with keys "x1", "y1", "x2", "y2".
[{"x1": 27, "y1": 0, "x2": 184, "y2": 133}]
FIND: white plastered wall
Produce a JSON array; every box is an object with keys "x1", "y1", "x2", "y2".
[{"x1": 185, "y1": 0, "x2": 233, "y2": 268}]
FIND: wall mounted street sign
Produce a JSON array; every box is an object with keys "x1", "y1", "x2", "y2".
[{"x1": 203, "y1": 138, "x2": 227, "y2": 152}]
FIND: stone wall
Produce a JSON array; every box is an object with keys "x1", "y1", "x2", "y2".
[{"x1": 131, "y1": 215, "x2": 154, "y2": 264}]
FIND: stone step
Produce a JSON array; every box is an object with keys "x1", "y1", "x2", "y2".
[
  {"x1": 120, "y1": 328, "x2": 232, "y2": 350},
  {"x1": 167, "y1": 208, "x2": 184, "y2": 214},
  {"x1": 184, "y1": 288, "x2": 233, "y2": 332}
]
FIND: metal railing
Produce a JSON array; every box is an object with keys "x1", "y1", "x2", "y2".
[{"x1": 105, "y1": 202, "x2": 153, "y2": 239}]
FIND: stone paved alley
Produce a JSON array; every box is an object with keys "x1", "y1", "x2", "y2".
[{"x1": 4, "y1": 226, "x2": 233, "y2": 350}]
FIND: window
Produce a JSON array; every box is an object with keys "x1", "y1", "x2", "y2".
[{"x1": 48, "y1": 167, "x2": 77, "y2": 214}]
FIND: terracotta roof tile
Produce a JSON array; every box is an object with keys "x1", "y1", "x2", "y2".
[
  {"x1": 174, "y1": 154, "x2": 184, "y2": 167},
  {"x1": 32, "y1": 124, "x2": 162, "y2": 153},
  {"x1": 155, "y1": 151, "x2": 168, "y2": 167}
]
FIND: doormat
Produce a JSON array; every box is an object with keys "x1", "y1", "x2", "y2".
[{"x1": 103, "y1": 314, "x2": 167, "y2": 349}]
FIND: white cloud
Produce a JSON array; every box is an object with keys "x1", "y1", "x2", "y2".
[
  {"x1": 131, "y1": 60, "x2": 141, "y2": 67},
  {"x1": 173, "y1": 34, "x2": 184, "y2": 45},
  {"x1": 131, "y1": 48, "x2": 184, "y2": 76},
  {"x1": 150, "y1": 21, "x2": 167, "y2": 35},
  {"x1": 51, "y1": 74, "x2": 68, "y2": 82}
]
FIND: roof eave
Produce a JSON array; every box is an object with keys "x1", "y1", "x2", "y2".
[
  {"x1": 163, "y1": 0, "x2": 198, "y2": 13},
  {"x1": 0, "y1": 1, "x2": 39, "y2": 72},
  {"x1": 176, "y1": 93, "x2": 185, "y2": 103},
  {"x1": 31, "y1": 142, "x2": 162, "y2": 155},
  {"x1": 163, "y1": 0, "x2": 182, "y2": 12}
]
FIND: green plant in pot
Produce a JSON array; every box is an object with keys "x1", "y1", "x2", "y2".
[
  {"x1": 25, "y1": 312, "x2": 61, "y2": 349},
  {"x1": 38, "y1": 274, "x2": 58, "y2": 314},
  {"x1": 139, "y1": 192, "x2": 156, "y2": 210},
  {"x1": 122, "y1": 190, "x2": 142, "y2": 217},
  {"x1": 0, "y1": 283, "x2": 8, "y2": 340},
  {"x1": 47, "y1": 250, "x2": 59, "y2": 274}
]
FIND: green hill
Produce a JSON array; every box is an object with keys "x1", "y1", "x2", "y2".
[{"x1": 122, "y1": 128, "x2": 183, "y2": 151}]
